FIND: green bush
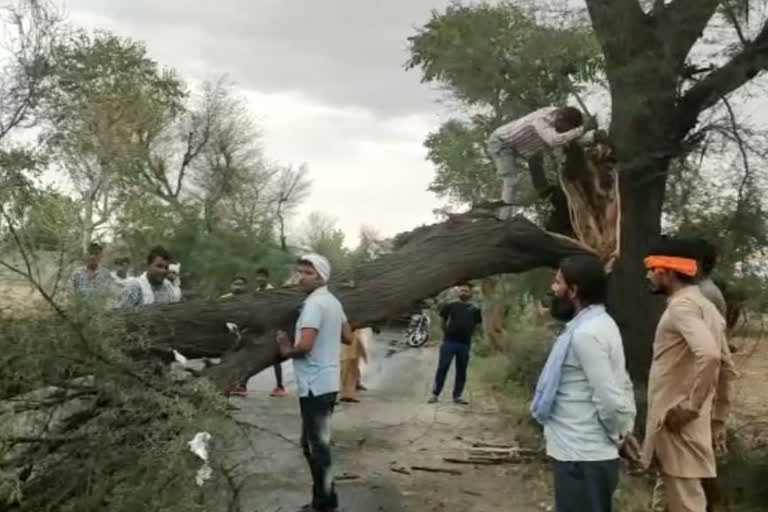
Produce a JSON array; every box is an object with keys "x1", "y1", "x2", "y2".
[
  {"x1": 0, "y1": 303, "x2": 241, "y2": 511},
  {"x1": 716, "y1": 434, "x2": 768, "y2": 511}
]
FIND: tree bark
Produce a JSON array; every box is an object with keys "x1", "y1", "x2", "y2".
[
  {"x1": 124, "y1": 215, "x2": 590, "y2": 392},
  {"x1": 607, "y1": 171, "x2": 667, "y2": 381}
]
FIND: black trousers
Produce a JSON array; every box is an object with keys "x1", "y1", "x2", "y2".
[
  {"x1": 432, "y1": 341, "x2": 470, "y2": 399},
  {"x1": 238, "y1": 363, "x2": 283, "y2": 388},
  {"x1": 299, "y1": 392, "x2": 338, "y2": 511},
  {"x1": 553, "y1": 459, "x2": 620, "y2": 512}
]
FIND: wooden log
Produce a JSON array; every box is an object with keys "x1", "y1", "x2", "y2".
[
  {"x1": 122, "y1": 215, "x2": 589, "y2": 392},
  {"x1": 411, "y1": 465, "x2": 463, "y2": 475}
]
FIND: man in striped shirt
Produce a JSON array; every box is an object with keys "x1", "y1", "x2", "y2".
[{"x1": 487, "y1": 106, "x2": 597, "y2": 217}]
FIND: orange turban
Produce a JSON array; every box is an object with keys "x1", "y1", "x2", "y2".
[{"x1": 644, "y1": 255, "x2": 698, "y2": 277}]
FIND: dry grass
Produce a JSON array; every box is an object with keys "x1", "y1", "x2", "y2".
[{"x1": 470, "y1": 314, "x2": 768, "y2": 511}]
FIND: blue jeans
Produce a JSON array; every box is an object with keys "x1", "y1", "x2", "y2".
[{"x1": 432, "y1": 341, "x2": 470, "y2": 399}]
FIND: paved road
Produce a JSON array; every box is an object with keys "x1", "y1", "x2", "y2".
[
  {"x1": 229, "y1": 328, "x2": 422, "y2": 511},
  {"x1": 224, "y1": 329, "x2": 540, "y2": 512}
]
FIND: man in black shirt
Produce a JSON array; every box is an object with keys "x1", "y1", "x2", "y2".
[{"x1": 428, "y1": 283, "x2": 482, "y2": 405}]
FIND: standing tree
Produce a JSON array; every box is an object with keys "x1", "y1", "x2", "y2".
[
  {"x1": 272, "y1": 164, "x2": 311, "y2": 251},
  {"x1": 583, "y1": 0, "x2": 768, "y2": 375},
  {"x1": 409, "y1": 1, "x2": 768, "y2": 377},
  {"x1": 44, "y1": 31, "x2": 186, "y2": 251}
]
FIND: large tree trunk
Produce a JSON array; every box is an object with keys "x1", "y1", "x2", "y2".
[
  {"x1": 125, "y1": 215, "x2": 590, "y2": 392},
  {"x1": 608, "y1": 172, "x2": 667, "y2": 381},
  {"x1": 607, "y1": 89, "x2": 679, "y2": 381}
]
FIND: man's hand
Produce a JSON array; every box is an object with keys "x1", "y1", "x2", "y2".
[
  {"x1": 593, "y1": 129, "x2": 609, "y2": 143},
  {"x1": 583, "y1": 115, "x2": 598, "y2": 131},
  {"x1": 664, "y1": 404, "x2": 699, "y2": 433},
  {"x1": 619, "y1": 433, "x2": 642, "y2": 465},
  {"x1": 276, "y1": 330, "x2": 293, "y2": 359},
  {"x1": 712, "y1": 420, "x2": 728, "y2": 455}
]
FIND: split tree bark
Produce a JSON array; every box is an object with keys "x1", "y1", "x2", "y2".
[{"x1": 123, "y1": 215, "x2": 590, "y2": 392}]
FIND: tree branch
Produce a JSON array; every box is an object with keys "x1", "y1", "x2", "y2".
[
  {"x1": 721, "y1": 0, "x2": 749, "y2": 47},
  {"x1": 720, "y1": 95, "x2": 751, "y2": 216},
  {"x1": 679, "y1": 19, "x2": 768, "y2": 130},
  {"x1": 584, "y1": 0, "x2": 648, "y2": 62},
  {"x1": 653, "y1": 0, "x2": 720, "y2": 67}
]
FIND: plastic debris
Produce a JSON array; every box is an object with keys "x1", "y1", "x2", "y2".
[
  {"x1": 188, "y1": 432, "x2": 212, "y2": 486},
  {"x1": 172, "y1": 349, "x2": 188, "y2": 366}
]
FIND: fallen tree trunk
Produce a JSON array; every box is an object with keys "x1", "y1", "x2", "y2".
[{"x1": 125, "y1": 215, "x2": 590, "y2": 392}]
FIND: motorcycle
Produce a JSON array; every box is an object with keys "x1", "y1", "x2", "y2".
[{"x1": 404, "y1": 307, "x2": 431, "y2": 348}]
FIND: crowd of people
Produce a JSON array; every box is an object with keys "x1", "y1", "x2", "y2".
[
  {"x1": 72, "y1": 232, "x2": 734, "y2": 512},
  {"x1": 72, "y1": 105, "x2": 733, "y2": 512}
]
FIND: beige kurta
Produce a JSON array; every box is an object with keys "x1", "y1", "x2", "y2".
[
  {"x1": 642, "y1": 286, "x2": 735, "y2": 478},
  {"x1": 340, "y1": 329, "x2": 368, "y2": 400}
]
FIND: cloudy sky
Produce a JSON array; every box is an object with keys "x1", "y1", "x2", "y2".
[{"x1": 66, "y1": 0, "x2": 467, "y2": 244}]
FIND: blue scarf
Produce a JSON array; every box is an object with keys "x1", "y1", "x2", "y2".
[{"x1": 531, "y1": 305, "x2": 605, "y2": 424}]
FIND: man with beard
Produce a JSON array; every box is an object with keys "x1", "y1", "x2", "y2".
[
  {"x1": 428, "y1": 283, "x2": 482, "y2": 405},
  {"x1": 118, "y1": 246, "x2": 180, "y2": 308},
  {"x1": 642, "y1": 238, "x2": 734, "y2": 512},
  {"x1": 532, "y1": 255, "x2": 637, "y2": 512},
  {"x1": 277, "y1": 254, "x2": 353, "y2": 512}
]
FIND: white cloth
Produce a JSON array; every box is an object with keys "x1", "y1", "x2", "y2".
[
  {"x1": 357, "y1": 327, "x2": 373, "y2": 378},
  {"x1": 301, "y1": 253, "x2": 331, "y2": 282},
  {"x1": 110, "y1": 271, "x2": 133, "y2": 288},
  {"x1": 136, "y1": 273, "x2": 177, "y2": 305},
  {"x1": 543, "y1": 309, "x2": 636, "y2": 461},
  {"x1": 487, "y1": 106, "x2": 587, "y2": 159}
]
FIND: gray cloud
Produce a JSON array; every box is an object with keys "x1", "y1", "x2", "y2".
[{"x1": 67, "y1": 0, "x2": 455, "y2": 117}]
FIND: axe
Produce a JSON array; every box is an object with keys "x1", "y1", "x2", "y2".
[{"x1": 561, "y1": 65, "x2": 591, "y2": 117}]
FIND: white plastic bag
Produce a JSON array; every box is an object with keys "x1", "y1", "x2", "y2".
[{"x1": 188, "y1": 432, "x2": 212, "y2": 486}]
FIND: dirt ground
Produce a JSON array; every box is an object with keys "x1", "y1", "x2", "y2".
[
  {"x1": 228, "y1": 330, "x2": 547, "y2": 512},
  {"x1": 730, "y1": 327, "x2": 768, "y2": 443},
  {"x1": 226, "y1": 323, "x2": 768, "y2": 512}
]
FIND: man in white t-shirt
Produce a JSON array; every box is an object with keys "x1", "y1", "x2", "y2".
[{"x1": 277, "y1": 254, "x2": 353, "y2": 512}]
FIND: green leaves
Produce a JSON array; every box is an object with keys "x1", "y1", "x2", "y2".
[
  {"x1": 407, "y1": 2, "x2": 603, "y2": 117},
  {"x1": 407, "y1": 2, "x2": 603, "y2": 207},
  {"x1": 425, "y1": 119, "x2": 498, "y2": 205}
]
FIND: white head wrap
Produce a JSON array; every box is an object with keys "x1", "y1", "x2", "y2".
[{"x1": 300, "y1": 253, "x2": 331, "y2": 282}]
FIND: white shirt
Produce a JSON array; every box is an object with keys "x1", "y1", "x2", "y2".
[
  {"x1": 292, "y1": 286, "x2": 347, "y2": 397},
  {"x1": 544, "y1": 308, "x2": 636, "y2": 461},
  {"x1": 489, "y1": 106, "x2": 587, "y2": 158}
]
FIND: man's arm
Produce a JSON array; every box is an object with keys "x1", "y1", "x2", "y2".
[
  {"x1": 572, "y1": 331, "x2": 636, "y2": 442},
  {"x1": 712, "y1": 332, "x2": 736, "y2": 452},
  {"x1": 278, "y1": 298, "x2": 323, "y2": 358},
  {"x1": 341, "y1": 321, "x2": 354, "y2": 346},
  {"x1": 531, "y1": 118, "x2": 586, "y2": 148},
  {"x1": 666, "y1": 298, "x2": 721, "y2": 428},
  {"x1": 278, "y1": 328, "x2": 318, "y2": 359},
  {"x1": 439, "y1": 304, "x2": 451, "y2": 332},
  {"x1": 712, "y1": 340, "x2": 735, "y2": 422}
]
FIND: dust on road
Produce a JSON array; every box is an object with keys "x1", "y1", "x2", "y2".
[{"x1": 227, "y1": 329, "x2": 544, "y2": 512}]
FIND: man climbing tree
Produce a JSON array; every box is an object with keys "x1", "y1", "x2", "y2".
[
  {"x1": 407, "y1": 1, "x2": 768, "y2": 379},
  {"x1": 487, "y1": 106, "x2": 598, "y2": 218}
]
